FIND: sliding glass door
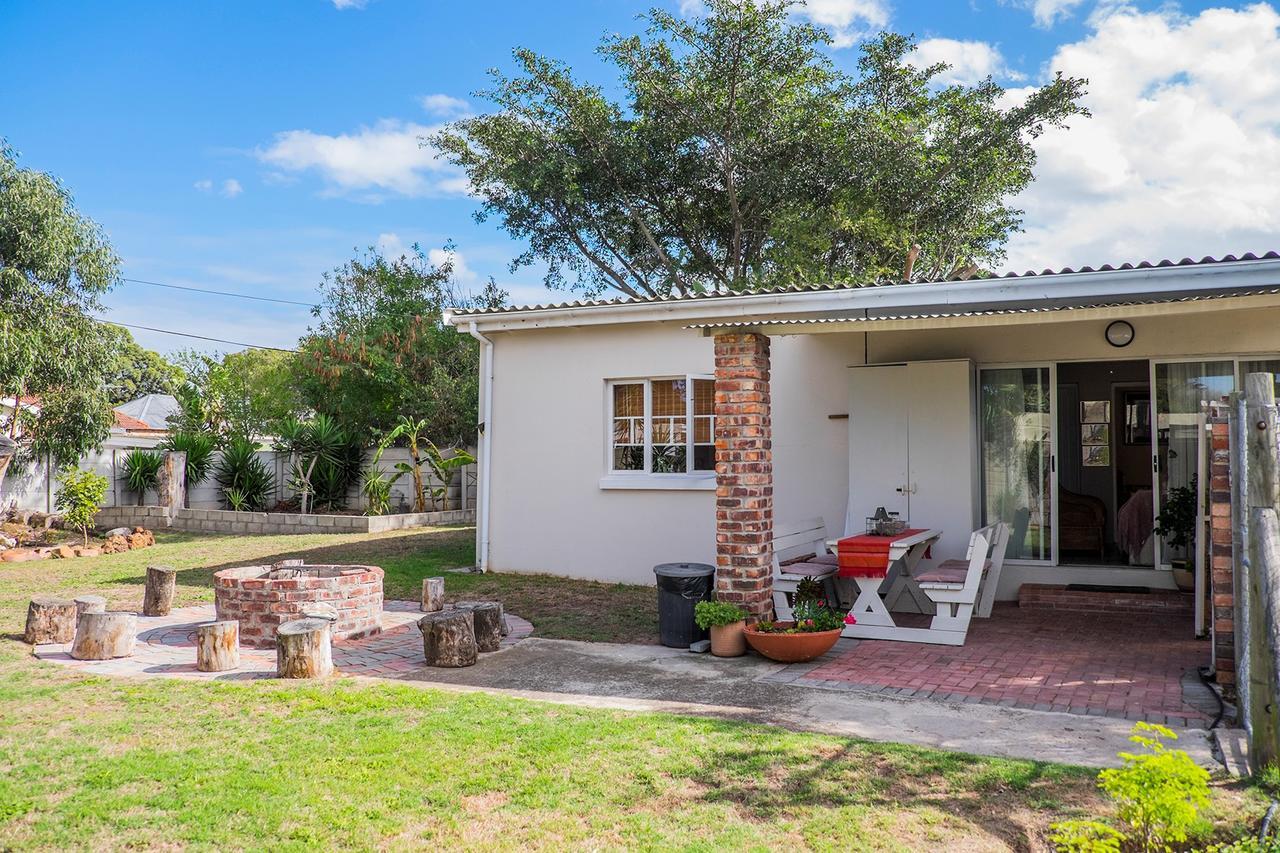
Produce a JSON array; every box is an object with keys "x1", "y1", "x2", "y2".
[{"x1": 979, "y1": 366, "x2": 1056, "y2": 562}]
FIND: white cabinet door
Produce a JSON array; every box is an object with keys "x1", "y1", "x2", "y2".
[
  {"x1": 847, "y1": 365, "x2": 909, "y2": 534},
  {"x1": 847, "y1": 361, "x2": 977, "y2": 563}
]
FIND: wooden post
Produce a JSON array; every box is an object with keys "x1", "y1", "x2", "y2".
[
  {"x1": 142, "y1": 565, "x2": 177, "y2": 616},
  {"x1": 455, "y1": 601, "x2": 503, "y2": 652},
  {"x1": 418, "y1": 610, "x2": 477, "y2": 667},
  {"x1": 276, "y1": 618, "x2": 333, "y2": 678},
  {"x1": 421, "y1": 577, "x2": 445, "y2": 612},
  {"x1": 24, "y1": 597, "x2": 77, "y2": 644},
  {"x1": 71, "y1": 611, "x2": 137, "y2": 660},
  {"x1": 196, "y1": 621, "x2": 240, "y2": 672},
  {"x1": 1245, "y1": 372, "x2": 1280, "y2": 769},
  {"x1": 74, "y1": 595, "x2": 107, "y2": 617}
]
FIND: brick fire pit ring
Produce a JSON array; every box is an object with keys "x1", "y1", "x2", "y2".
[{"x1": 213, "y1": 561, "x2": 383, "y2": 647}]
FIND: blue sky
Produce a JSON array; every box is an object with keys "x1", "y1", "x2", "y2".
[{"x1": 3, "y1": 0, "x2": 1278, "y2": 354}]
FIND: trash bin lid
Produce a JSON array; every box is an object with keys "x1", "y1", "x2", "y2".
[{"x1": 653, "y1": 562, "x2": 715, "y2": 578}]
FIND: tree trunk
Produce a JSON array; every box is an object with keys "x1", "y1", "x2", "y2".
[
  {"x1": 455, "y1": 601, "x2": 503, "y2": 652},
  {"x1": 276, "y1": 617, "x2": 333, "y2": 678},
  {"x1": 418, "y1": 610, "x2": 476, "y2": 667},
  {"x1": 196, "y1": 621, "x2": 240, "y2": 672},
  {"x1": 24, "y1": 596, "x2": 77, "y2": 644},
  {"x1": 421, "y1": 577, "x2": 445, "y2": 612},
  {"x1": 71, "y1": 611, "x2": 137, "y2": 660},
  {"x1": 74, "y1": 595, "x2": 107, "y2": 618},
  {"x1": 408, "y1": 442, "x2": 426, "y2": 513},
  {"x1": 143, "y1": 565, "x2": 177, "y2": 616}
]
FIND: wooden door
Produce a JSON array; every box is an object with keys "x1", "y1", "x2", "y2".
[{"x1": 847, "y1": 364, "x2": 909, "y2": 534}]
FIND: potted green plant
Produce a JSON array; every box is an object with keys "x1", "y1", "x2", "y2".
[
  {"x1": 694, "y1": 600, "x2": 748, "y2": 657},
  {"x1": 1155, "y1": 478, "x2": 1197, "y2": 591},
  {"x1": 744, "y1": 599, "x2": 847, "y2": 663}
]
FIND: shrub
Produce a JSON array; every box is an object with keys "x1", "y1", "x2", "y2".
[
  {"x1": 360, "y1": 469, "x2": 394, "y2": 516},
  {"x1": 160, "y1": 431, "x2": 217, "y2": 504},
  {"x1": 214, "y1": 438, "x2": 275, "y2": 511},
  {"x1": 694, "y1": 600, "x2": 747, "y2": 630},
  {"x1": 1050, "y1": 722, "x2": 1211, "y2": 852},
  {"x1": 794, "y1": 576, "x2": 826, "y2": 605},
  {"x1": 755, "y1": 599, "x2": 843, "y2": 634},
  {"x1": 121, "y1": 449, "x2": 162, "y2": 506},
  {"x1": 55, "y1": 467, "x2": 109, "y2": 545}
]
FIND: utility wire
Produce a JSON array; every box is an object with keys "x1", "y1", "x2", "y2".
[
  {"x1": 95, "y1": 317, "x2": 298, "y2": 353},
  {"x1": 121, "y1": 277, "x2": 316, "y2": 308}
]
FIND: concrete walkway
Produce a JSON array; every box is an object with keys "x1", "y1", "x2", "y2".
[{"x1": 389, "y1": 637, "x2": 1220, "y2": 769}]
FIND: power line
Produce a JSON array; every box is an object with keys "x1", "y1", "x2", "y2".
[
  {"x1": 121, "y1": 277, "x2": 316, "y2": 308},
  {"x1": 95, "y1": 318, "x2": 298, "y2": 352}
]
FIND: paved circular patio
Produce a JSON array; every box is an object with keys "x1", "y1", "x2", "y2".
[{"x1": 32, "y1": 599, "x2": 532, "y2": 680}]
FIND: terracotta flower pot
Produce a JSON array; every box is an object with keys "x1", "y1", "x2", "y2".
[
  {"x1": 709, "y1": 621, "x2": 746, "y2": 657},
  {"x1": 743, "y1": 622, "x2": 842, "y2": 663}
]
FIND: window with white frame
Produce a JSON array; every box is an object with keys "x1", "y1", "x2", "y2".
[{"x1": 610, "y1": 377, "x2": 715, "y2": 475}]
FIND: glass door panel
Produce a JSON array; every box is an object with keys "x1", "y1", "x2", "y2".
[
  {"x1": 1153, "y1": 361, "x2": 1233, "y2": 568},
  {"x1": 1240, "y1": 360, "x2": 1280, "y2": 397},
  {"x1": 980, "y1": 367, "x2": 1054, "y2": 562}
]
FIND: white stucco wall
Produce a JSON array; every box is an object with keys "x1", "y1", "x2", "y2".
[{"x1": 482, "y1": 303, "x2": 1280, "y2": 587}]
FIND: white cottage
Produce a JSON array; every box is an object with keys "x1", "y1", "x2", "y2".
[{"x1": 444, "y1": 252, "x2": 1280, "y2": 629}]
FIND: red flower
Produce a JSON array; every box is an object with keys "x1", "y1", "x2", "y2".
[{"x1": 843, "y1": 613, "x2": 857, "y2": 625}]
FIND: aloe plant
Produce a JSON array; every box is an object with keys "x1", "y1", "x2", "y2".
[{"x1": 121, "y1": 449, "x2": 163, "y2": 506}]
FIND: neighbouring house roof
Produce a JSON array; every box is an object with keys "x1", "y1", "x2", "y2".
[
  {"x1": 112, "y1": 410, "x2": 155, "y2": 431},
  {"x1": 115, "y1": 394, "x2": 179, "y2": 430},
  {"x1": 443, "y1": 251, "x2": 1280, "y2": 334}
]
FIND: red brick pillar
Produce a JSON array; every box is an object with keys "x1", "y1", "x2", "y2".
[
  {"x1": 1208, "y1": 408, "x2": 1236, "y2": 688},
  {"x1": 713, "y1": 333, "x2": 774, "y2": 621}
]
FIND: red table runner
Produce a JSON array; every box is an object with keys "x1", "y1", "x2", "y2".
[{"x1": 836, "y1": 529, "x2": 929, "y2": 578}]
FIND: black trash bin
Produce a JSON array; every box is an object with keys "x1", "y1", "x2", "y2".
[{"x1": 654, "y1": 562, "x2": 715, "y2": 648}]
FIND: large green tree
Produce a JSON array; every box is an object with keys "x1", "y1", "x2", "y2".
[
  {"x1": 435, "y1": 1, "x2": 1088, "y2": 298},
  {"x1": 0, "y1": 140, "x2": 119, "y2": 493},
  {"x1": 294, "y1": 244, "x2": 504, "y2": 447},
  {"x1": 101, "y1": 325, "x2": 184, "y2": 405},
  {"x1": 168, "y1": 347, "x2": 303, "y2": 442}
]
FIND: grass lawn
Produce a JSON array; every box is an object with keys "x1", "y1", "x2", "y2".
[{"x1": 0, "y1": 527, "x2": 1267, "y2": 849}]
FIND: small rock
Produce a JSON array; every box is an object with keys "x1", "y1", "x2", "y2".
[
  {"x1": 72, "y1": 546, "x2": 101, "y2": 558},
  {"x1": 688, "y1": 639, "x2": 711, "y2": 654},
  {"x1": 53, "y1": 545, "x2": 76, "y2": 559},
  {"x1": 1, "y1": 548, "x2": 37, "y2": 562},
  {"x1": 127, "y1": 528, "x2": 155, "y2": 549},
  {"x1": 300, "y1": 603, "x2": 339, "y2": 622},
  {"x1": 0, "y1": 534, "x2": 16, "y2": 549},
  {"x1": 103, "y1": 527, "x2": 131, "y2": 538}
]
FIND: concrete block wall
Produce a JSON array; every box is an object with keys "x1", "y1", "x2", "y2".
[{"x1": 94, "y1": 505, "x2": 475, "y2": 535}]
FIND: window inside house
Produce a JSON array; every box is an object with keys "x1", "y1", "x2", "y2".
[{"x1": 610, "y1": 377, "x2": 715, "y2": 475}]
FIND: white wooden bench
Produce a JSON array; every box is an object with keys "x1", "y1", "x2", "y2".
[
  {"x1": 771, "y1": 517, "x2": 839, "y2": 620},
  {"x1": 912, "y1": 521, "x2": 1010, "y2": 645}
]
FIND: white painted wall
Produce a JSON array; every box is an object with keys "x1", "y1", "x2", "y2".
[{"x1": 480, "y1": 303, "x2": 1280, "y2": 587}]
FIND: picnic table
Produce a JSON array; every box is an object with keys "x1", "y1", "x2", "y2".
[{"x1": 825, "y1": 528, "x2": 942, "y2": 641}]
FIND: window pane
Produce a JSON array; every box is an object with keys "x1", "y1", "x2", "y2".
[
  {"x1": 692, "y1": 378, "x2": 715, "y2": 470},
  {"x1": 650, "y1": 379, "x2": 687, "y2": 471},
  {"x1": 979, "y1": 367, "x2": 1052, "y2": 561},
  {"x1": 652, "y1": 379, "x2": 685, "y2": 416},
  {"x1": 612, "y1": 384, "x2": 644, "y2": 471}
]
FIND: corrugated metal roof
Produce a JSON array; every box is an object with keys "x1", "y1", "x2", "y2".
[
  {"x1": 687, "y1": 284, "x2": 1280, "y2": 329},
  {"x1": 451, "y1": 251, "x2": 1280, "y2": 317}
]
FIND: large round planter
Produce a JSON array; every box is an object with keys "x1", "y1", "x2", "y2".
[
  {"x1": 743, "y1": 622, "x2": 842, "y2": 663},
  {"x1": 710, "y1": 621, "x2": 746, "y2": 657}
]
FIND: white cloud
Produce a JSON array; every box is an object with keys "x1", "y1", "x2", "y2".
[
  {"x1": 331, "y1": 0, "x2": 367, "y2": 9},
  {"x1": 1008, "y1": 0, "x2": 1088, "y2": 28},
  {"x1": 912, "y1": 38, "x2": 1013, "y2": 85},
  {"x1": 376, "y1": 232, "x2": 408, "y2": 258},
  {"x1": 220, "y1": 178, "x2": 243, "y2": 198},
  {"x1": 679, "y1": 0, "x2": 890, "y2": 48},
  {"x1": 420, "y1": 93, "x2": 470, "y2": 118},
  {"x1": 255, "y1": 119, "x2": 466, "y2": 200},
  {"x1": 193, "y1": 179, "x2": 213, "y2": 192},
  {"x1": 1004, "y1": 3, "x2": 1280, "y2": 272},
  {"x1": 428, "y1": 246, "x2": 476, "y2": 282}
]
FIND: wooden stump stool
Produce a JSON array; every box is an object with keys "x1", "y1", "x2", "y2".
[
  {"x1": 418, "y1": 610, "x2": 476, "y2": 667},
  {"x1": 142, "y1": 565, "x2": 177, "y2": 616},
  {"x1": 455, "y1": 601, "x2": 503, "y2": 652},
  {"x1": 24, "y1": 596, "x2": 77, "y2": 644},
  {"x1": 421, "y1": 576, "x2": 444, "y2": 613},
  {"x1": 276, "y1": 618, "x2": 333, "y2": 679},
  {"x1": 196, "y1": 621, "x2": 240, "y2": 672},
  {"x1": 74, "y1": 595, "x2": 107, "y2": 617},
  {"x1": 71, "y1": 611, "x2": 137, "y2": 660}
]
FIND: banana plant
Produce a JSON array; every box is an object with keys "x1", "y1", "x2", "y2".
[{"x1": 422, "y1": 441, "x2": 475, "y2": 511}]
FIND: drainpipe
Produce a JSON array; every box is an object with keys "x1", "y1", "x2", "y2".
[{"x1": 467, "y1": 321, "x2": 494, "y2": 572}]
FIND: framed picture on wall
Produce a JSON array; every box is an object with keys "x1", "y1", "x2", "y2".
[
  {"x1": 1082, "y1": 423, "x2": 1110, "y2": 445},
  {"x1": 1080, "y1": 401, "x2": 1111, "y2": 424},
  {"x1": 1082, "y1": 444, "x2": 1111, "y2": 467}
]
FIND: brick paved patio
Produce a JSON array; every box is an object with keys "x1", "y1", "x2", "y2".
[
  {"x1": 32, "y1": 600, "x2": 533, "y2": 680},
  {"x1": 779, "y1": 604, "x2": 1215, "y2": 727}
]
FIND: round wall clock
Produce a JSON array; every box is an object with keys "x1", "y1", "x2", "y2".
[{"x1": 1105, "y1": 320, "x2": 1135, "y2": 348}]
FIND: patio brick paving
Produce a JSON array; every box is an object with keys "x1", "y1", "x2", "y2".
[
  {"x1": 784, "y1": 604, "x2": 1214, "y2": 727},
  {"x1": 32, "y1": 600, "x2": 533, "y2": 680}
]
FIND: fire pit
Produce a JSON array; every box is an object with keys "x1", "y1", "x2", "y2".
[{"x1": 213, "y1": 561, "x2": 383, "y2": 647}]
